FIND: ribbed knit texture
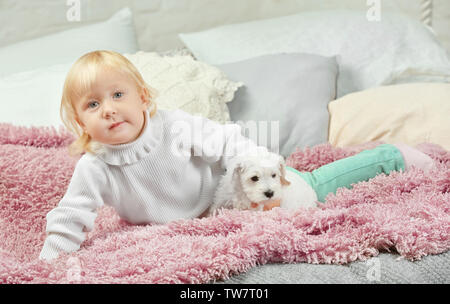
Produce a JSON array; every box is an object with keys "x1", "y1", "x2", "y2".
[{"x1": 39, "y1": 109, "x2": 263, "y2": 260}]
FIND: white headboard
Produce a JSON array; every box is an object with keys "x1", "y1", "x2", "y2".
[
  {"x1": 420, "y1": 0, "x2": 433, "y2": 27},
  {"x1": 0, "y1": 0, "x2": 449, "y2": 53}
]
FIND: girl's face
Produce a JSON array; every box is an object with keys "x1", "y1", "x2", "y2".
[{"x1": 74, "y1": 68, "x2": 149, "y2": 145}]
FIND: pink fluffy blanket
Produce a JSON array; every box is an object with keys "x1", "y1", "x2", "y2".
[{"x1": 0, "y1": 123, "x2": 449, "y2": 284}]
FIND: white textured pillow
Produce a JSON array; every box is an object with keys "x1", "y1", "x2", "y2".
[
  {"x1": 180, "y1": 10, "x2": 450, "y2": 98},
  {"x1": 0, "y1": 7, "x2": 139, "y2": 78},
  {"x1": 124, "y1": 51, "x2": 242, "y2": 123}
]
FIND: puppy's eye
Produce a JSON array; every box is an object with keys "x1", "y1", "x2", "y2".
[
  {"x1": 251, "y1": 176, "x2": 259, "y2": 182},
  {"x1": 272, "y1": 174, "x2": 276, "y2": 178}
]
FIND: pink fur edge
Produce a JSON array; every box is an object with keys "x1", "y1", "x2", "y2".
[{"x1": 0, "y1": 124, "x2": 449, "y2": 283}]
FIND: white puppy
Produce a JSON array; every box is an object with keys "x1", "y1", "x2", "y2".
[{"x1": 209, "y1": 151, "x2": 318, "y2": 214}]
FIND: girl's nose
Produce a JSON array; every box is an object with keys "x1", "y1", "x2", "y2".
[{"x1": 102, "y1": 100, "x2": 117, "y2": 118}]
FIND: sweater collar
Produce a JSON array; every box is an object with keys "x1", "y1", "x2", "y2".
[{"x1": 97, "y1": 110, "x2": 162, "y2": 165}]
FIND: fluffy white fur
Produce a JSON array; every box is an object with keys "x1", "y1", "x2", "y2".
[{"x1": 209, "y1": 151, "x2": 318, "y2": 214}]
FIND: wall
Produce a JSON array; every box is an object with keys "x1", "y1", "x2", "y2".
[{"x1": 1, "y1": 0, "x2": 449, "y2": 53}]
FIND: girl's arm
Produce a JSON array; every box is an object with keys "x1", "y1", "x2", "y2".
[
  {"x1": 39, "y1": 155, "x2": 109, "y2": 261},
  {"x1": 170, "y1": 109, "x2": 268, "y2": 169}
]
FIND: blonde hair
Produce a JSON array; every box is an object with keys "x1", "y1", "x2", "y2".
[{"x1": 61, "y1": 50, "x2": 158, "y2": 156}]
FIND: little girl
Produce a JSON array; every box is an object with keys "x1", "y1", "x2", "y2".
[
  {"x1": 40, "y1": 50, "x2": 435, "y2": 261},
  {"x1": 39, "y1": 50, "x2": 266, "y2": 260}
]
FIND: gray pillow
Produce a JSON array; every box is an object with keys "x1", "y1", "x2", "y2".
[{"x1": 218, "y1": 53, "x2": 338, "y2": 157}]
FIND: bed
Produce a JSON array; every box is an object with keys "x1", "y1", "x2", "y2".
[{"x1": 0, "y1": 0, "x2": 449, "y2": 284}]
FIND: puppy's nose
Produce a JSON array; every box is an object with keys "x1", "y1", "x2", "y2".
[{"x1": 264, "y1": 190, "x2": 274, "y2": 198}]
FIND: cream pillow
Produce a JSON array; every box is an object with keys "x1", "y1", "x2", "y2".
[
  {"x1": 124, "y1": 51, "x2": 242, "y2": 124},
  {"x1": 328, "y1": 83, "x2": 450, "y2": 150}
]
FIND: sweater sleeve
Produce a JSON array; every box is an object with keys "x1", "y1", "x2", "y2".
[
  {"x1": 170, "y1": 109, "x2": 268, "y2": 170},
  {"x1": 39, "y1": 154, "x2": 108, "y2": 261}
]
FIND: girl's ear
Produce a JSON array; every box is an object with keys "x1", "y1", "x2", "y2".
[{"x1": 140, "y1": 87, "x2": 150, "y2": 108}]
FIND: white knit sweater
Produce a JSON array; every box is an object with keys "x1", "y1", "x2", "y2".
[{"x1": 39, "y1": 109, "x2": 266, "y2": 260}]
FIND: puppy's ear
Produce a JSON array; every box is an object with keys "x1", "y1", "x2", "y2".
[
  {"x1": 279, "y1": 156, "x2": 291, "y2": 186},
  {"x1": 223, "y1": 157, "x2": 244, "y2": 187},
  {"x1": 230, "y1": 158, "x2": 244, "y2": 180}
]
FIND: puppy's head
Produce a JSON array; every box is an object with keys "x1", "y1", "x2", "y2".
[{"x1": 232, "y1": 151, "x2": 290, "y2": 204}]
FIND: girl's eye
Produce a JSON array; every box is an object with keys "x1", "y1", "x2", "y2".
[
  {"x1": 113, "y1": 92, "x2": 123, "y2": 98},
  {"x1": 251, "y1": 176, "x2": 259, "y2": 182},
  {"x1": 88, "y1": 101, "x2": 99, "y2": 109},
  {"x1": 272, "y1": 174, "x2": 276, "y2": 178}
]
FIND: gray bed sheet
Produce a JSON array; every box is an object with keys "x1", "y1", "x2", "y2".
[{"x1": 213, "y1": 251, "x2": 450, "y2": 284}]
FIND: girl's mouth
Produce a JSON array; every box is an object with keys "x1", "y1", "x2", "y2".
[{"x1": 109, "y1": 121, "x2": 124, "y2": 129}]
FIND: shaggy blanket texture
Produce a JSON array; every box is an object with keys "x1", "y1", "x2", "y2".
[{"x1": 0, "y1": 123, "x2": 449, "y2": 284}]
